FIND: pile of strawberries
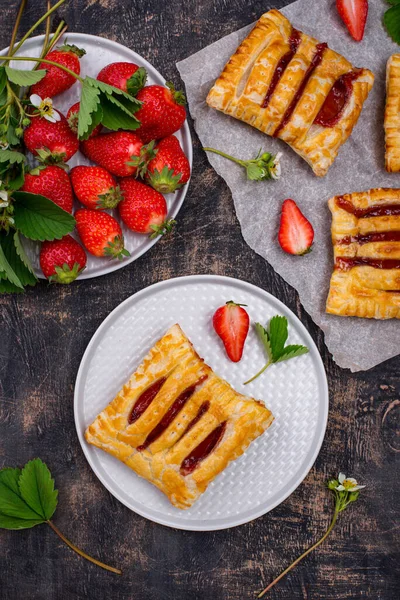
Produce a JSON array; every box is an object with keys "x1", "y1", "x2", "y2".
[{"x1": 22, "y1": 46, "x2": 190, "y2": 283}]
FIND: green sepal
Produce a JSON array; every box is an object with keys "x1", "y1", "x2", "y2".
[
  {"x1": 165, "y1": 81, "x2": 186, "y2": 106},
  {"x1": 35, "y1": 147, "x2": 68, "y2": 167},
  {"x1": 147, "y1": 165, "x2": 183, "y2": 194},
  {"x1": 48, "y1": 262, "x2": 85, "y2": 284},
  {"x1": 149, "y1": 218, "x2": 176, "y2": 239},
  {"x1": 96, "y1": 185, "x2": 123, "y2": 209},
  {"x1": 103, "y1": 235, "x2": 130, "y2": 261},
  {"x1": 127, "y1": 140, "x2": 157, "y2": 178},
  {"x1": 127, "y1": 67, "x2": 147, "y2": 96},
  {"x1": 56, "y1": 44, "x2": 86, "y2": 58}
]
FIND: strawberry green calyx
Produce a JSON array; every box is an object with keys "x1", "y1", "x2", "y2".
[
  {"x1": 57, "y1": 44, "x2": 86, "y2": 58},
  {"x1": 127, "y1": 67, "x2": 147, "y2": 97},
  {"x1": 147, "y1": 165, "x2": 183, "y2": 194},
  {"x1": 36, "y1": 147, "x2": 68, "y2": 167},
  {"x1": 166, "y1": 81, "x2": 186, "y2": 106},
  {"x1": 149, "y1": 218, "x2": 176, "y2": 239},
  {"x1": 97, "y1": 185, "x2": 123, "y2": 210},
  {"x1": 127, "y1": 140, "x2": 157, "y2": 178},
  {"x1": 225, "y1": 300, "x2": 248, "y2": 308},
  {"x1": 67, "y1": 112, "x2": 79, "y2": 134},
  {"x1": 49, "y1": 262, "x2": 85, "y2": 284},
  {"x1": 103, "y1": 235, "x2": 130, "y2": 260}
]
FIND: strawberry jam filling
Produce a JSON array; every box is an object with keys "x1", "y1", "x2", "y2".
[
  {"x1": 314, "y1": 71, "x2": 359, "y2": 128},
  {"x1": 274, "y1": 42, "x2": 328, "y2": 137},
  {"x1": 137, "y1": 376, "x2": 208, "y2": 451},
  {"x1": 336, "y1": 257, "x2": 400, "y2": 270},
  {"x1": 262, "y1": 28, "x2": 301, "y2": 109},
  {"x1": 180, "y1": 421, "x2": 227, "y2": 476},
  {"x1": 182, "y1": 401, "x2": 210, "y2": 437},
  {"x1": 337, "y1": 231, "x2": 400, "y2": 245},
  {"x1": 336, "y1": 197, "x2": 400, "y2": 218},
  {"x1": 128, "y1": 377, "x2": 167, "y2": 425}
]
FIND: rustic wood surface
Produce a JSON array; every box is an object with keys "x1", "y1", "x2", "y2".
[{"x1": 0, "y1": 1, "x2": 399, "y2": 598}]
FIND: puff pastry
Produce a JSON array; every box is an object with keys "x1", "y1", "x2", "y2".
[
  {"x1": 206, "y1": 9, "x2": 374, "y2": 177},
  {"x1": 326, "y1": 188, "x2": 400, "y2": 319},
  {"x1": 85, "y1": 324, "x2": 274, "y2": 509},
  {"x1": 385, "y1": 54, "x2": 400, "y2": 172}
]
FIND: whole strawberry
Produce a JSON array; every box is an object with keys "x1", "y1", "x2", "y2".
[
  {"x1": 75, "y1": 208, "x2": 130, "y2": 260},
  {"x1": 40, "y1": 235, "x2": 87, "y2": 284},
  {"x1": 22, "y1": 165, "x2": 73, "y2": 213},
  {"x1": 145, "y1": 135, "x2": 190, "y2": 194},
  {"x1": 31, "y1": 44, "x2": 86, "y2": 98},
  {"x1": 118, "y1": 178, "x2": 172, "y2": 236},
  {"x1": 24, "y1": 113, "x2": 79, "y2": 163},
  {"x1": 80, "y1": 132, "x2": 144, "y2": 177},
  {"x1": 67, "y1": 102, "x2": 102, "y2": 139},
  {"x1": 97, "y1": 62, "x2": 146, "y2": 95},
  {"x1": 135, "y1": 83, "x2": 186, "y2": 143},
  {"x1": 70, "y1": 166, "x2": 123, "y2": 210}
]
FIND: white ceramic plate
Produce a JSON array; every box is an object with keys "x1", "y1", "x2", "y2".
[
  {"x1": 74, "y1": 275, "x2": 329, "y2": 531},
  {"x1": 1, "y1": 33, "x2": 192, "y2": 279}
]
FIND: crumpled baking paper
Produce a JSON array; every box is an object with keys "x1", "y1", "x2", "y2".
[{"x1": 177, "y1": 0, "x2": 400, "y2": 372}]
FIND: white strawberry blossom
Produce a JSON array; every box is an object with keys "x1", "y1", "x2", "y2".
[
  {"x1": 30, "y1": 94, "x2": 61, "y2": 123},
  {"x1": 0, "y1": 185, "x2": 8, "y2": 208},
  {"x1": 270, "y1": 152, "x2": 282, "y2": 180},
  {"x1": 335, "y1": 472, "x2": 365, "y2": 492}
]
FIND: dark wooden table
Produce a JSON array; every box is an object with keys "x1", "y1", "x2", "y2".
[{"x1": 0, "y1": 1, "x2": 399, "y2": 598}]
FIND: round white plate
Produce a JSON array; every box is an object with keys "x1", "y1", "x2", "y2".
[
  {"x1": 1, "y1": 33, "x2": 192, "y2": 279},
  {"x1": 75, "y1": 275, "x2": 329, "y2": 531}
]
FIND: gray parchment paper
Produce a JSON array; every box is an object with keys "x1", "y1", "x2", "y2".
[{"x1": 177, "y1": 0, "x2": 400, "y2": 371}]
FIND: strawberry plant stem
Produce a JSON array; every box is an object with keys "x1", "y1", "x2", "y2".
[
  {"x1": 11, "y1": 0, "x2": 67, "y2": 57},
  {"x1": 257, "y1": 510, "x2": 338, "y2": 597},
  {"x1": 42, "y1": 0, "x2": 52, "y2": 57},
  {"x1": 0, "y1": 55, "x2": 83, "y2": 82},
  {"x1": 202, "y1": 147, "x2": 246, "y2": 167},
  {"x1": 8, "y1": 0, "x2": 28, "y2": 58},
  {"x1": 243, "y1": 361, "x2": 271, "y2": 385},
  {"x1": 47, "y1": 520, "x2": 122, "y2": 575}
]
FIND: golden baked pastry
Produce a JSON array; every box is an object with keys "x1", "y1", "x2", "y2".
[
  {"x1": 326, "y1": 188, "x2": 400, "y2": 319},
  {"x1": 206, "y1": 9, "x2": 374, "y2": 177},
  {"x1": 85, "y1": 324, "x2": 274, "y2": 509},
  {"x1": 385, "y1": 54, "x2": 400, "y2": 173}
]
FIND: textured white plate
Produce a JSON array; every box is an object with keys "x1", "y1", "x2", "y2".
[
  {"x1": 1, "y1": 33, "x2": 192, "y2": 279},
  {"x1": 75, "y1": 275, "x2": 329, "y2": 531}
]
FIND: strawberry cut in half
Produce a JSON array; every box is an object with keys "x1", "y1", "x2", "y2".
[
  {"x1": 336, "y1": 0, "x2": 368, "y2": 42},
  {"x1": 213, "y1": 301, "x2": 250, "y2": 363},
  {"x1": 278, "y1": 199, "x2": 314, "y2": 256}
]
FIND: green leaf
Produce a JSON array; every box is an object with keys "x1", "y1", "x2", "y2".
[
  {"x1": 100, "y1": 96, "x2": 141, "y2": 131},
  {"x1": 0, "y1": 231, "x2": 37, "y2": 287},
  {"x1": 386, "y1": 0, "x2": 400, "y2": 5},
  {"x1": 255, "y1": 322, "x2": 272, "y2": 363},
  {"x1": 12, "y1": 191, "x2": 75, "y2": 241},
  {"x1": 77, "y1": 78, "x2": 101, "y2": 139},
  {"x1": 0, "y1": 67, "x2": 7, "y2": 99},
  {"x1": 0, "y1": 277, "x2": 25, "y2": 293},
  {"x1": 0, "y1": 236, "x2": 23, "y2": 289},
  {"x1": 87, "y1": 76, "x2": 141, "y2": 105},
  {"x1": 5, "y1": 66, "x2": 46, "y2": 87},
  {"x1": 384, "y1": 5, "x2": 400, "y2": 44},
  {"x1": 127, "y1": 66, "x2": 147, "y2": 96},
  {"x1": 274, "y1": 344, "x2": 309, "y2": 364},
  {"x1": 102, "y1": 91, "x2": 140, "y2": 118},
  {"x1": 13, "y1": 231, "x2": 36, "y2": 277},
  {"x1": 18, "y1": 459, "x2": 58, "y2": 521},
  {"x1": 0, "y1": 467, "x2": 44, "y2": 529},
  {"x1": 268, "y1": 316, "x2": 288, "y2": 361},
  {"x1": 0, "y1": 149, "x2": 26, "y2": 164}
]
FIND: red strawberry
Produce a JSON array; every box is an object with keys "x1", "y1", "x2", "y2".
[
  {"x1": 80, "y1": 132, "x2": 144, "y2": 177},
  {"x1": 67, "y1": 102, "x2": 102, "y2": 139},
  {"x1": 118, "y1": 178, "x2": 172, "y2": 236},
  {"x1": 31, "y1": 45, "x2": 86, "y2": 98},
  {"x1": 21, "y1": 165, "x2": 73, "y2": 213},
  {"x1": 40, "y1": 235, "x2": 87, "y2": 284},
  {"x1": 97, "y1": 62, "x2": 146, "y2": 94},
  {"x1": 75, "y1": 208, "x2": 129, "y2": 260},
  {"x1": 24, "y1": 113, "x2": 79, "y2": 163},
  {"x1": 145, "y1": 136, "x2": 190, "y2": 194},
  {"x1": 336, "y1": 0, "x2": 368, "y2": 42},
  {"x1": 70, "y1": 166, "x2": 123, "y2": 210},
  {"x1": 135, "y1": 83, "x2": 186, "y2": 143},
  {"x1": 278, "y1": 199, "x2": 314, "y2": 255},
  {"x1": 213, "y1": 301, "x2": 250, "y2": 363}
]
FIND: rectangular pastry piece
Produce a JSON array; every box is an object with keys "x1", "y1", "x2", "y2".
[
  {"x1": 85, "y1": 324, "x2": 274, "y2": 509},
  {"x1": 326, "y1": 189, "x2": 400, "y2": 319},
  {"x1": 385, "y1": 54, "x2": 400, "y2": 172},
  {"x1": 206, "y1": 9, "x2": 374, "y2": 177}
]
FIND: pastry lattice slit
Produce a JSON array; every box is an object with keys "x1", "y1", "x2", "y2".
[{"x1": 85, "y1": 324, "x2": 274, "y2": 509}]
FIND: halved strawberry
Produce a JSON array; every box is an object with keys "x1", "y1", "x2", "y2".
[
  {"x1": 336, "y1": 0, "x2": 368, "y2": 42},
  {"x1": 278, "y1": 199, "x2": 314, "y2": 256},
  {"x1": 213, "y1": 301, "x2": 250, "y2": 363}
]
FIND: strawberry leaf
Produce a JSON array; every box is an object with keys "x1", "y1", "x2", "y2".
[
  {"x1": 0, "y1": 67, "x2": 7, "y2": 99},
  {"x1": 127, "y1": 67, "x2": 147, "y2": 96},
  {"x1": 274, "y1": 345, "x2": 309, "y2": 363},
  {"x1": 0, "y1": 467, "x2": 44, "y2": 529},
  {"x1": 5, "y1": 66, "x2": 46, "y2": 87},
  {"x1": 0, "y1": 231, "x2": 37, "y2": 287},
  {"x1": 0, "y1": 149, "x2": 26, "y2": 165},
  {"x1": 78, "y1": 79, "x2": 101, "y2": 139},
  {"x1": 13, "y1": 231, "x2": 36, "y2": 277},
  {"x1": 12, "y1": 191, "x2": 75, "y2": 241},
  {"x1": 268, "y1": 315, "x2": 288, "y2": 361},
  {"x1": 18, "y1": 459, "x2": 58, "y2": 522},
  {"x1": 0, "y1": 235, "x2": 23, "y2": 289},
  {"x1": 384, "y1": 4, "x2": 400, "y2": 44},
  {"x1": 255, "y1": 322, "x2": 273, "y2": 363},
  {"x1": 100, "y1": 96, "x2": 141, "y2": 131}
]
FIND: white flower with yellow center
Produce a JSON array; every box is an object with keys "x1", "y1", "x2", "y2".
[
  {"x1": 30, "y1": 94, "x2": 61, "y2": 123},
  {"x1": 270, "y1": 152, "x2": 282, "y2": 180},
  {"x1": 0, "y1": 186, "x2": 9, "y2": 209},
  {"x1": 335, "y1": 472, "x2": 365, "y2": 492}
]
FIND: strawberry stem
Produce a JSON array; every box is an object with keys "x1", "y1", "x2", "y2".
[
  {"x1": 203, "y1": 147, "x2": 245, "y2": 168},
  {"x1": 7, "y1": 0, "x2": 28, "y2": 60},
  {"x1": 243, "y1": 361, "x2": 271, "y2": 385},
  {"x1": 10, "y1": 0, "x2": 68, "y2": 57},
  {"x1": 47, "y1": 520, "x2": 122, "y2": 575},
  {"x1": 43, "y1": 0, "x2": 52, "y2": 56}
]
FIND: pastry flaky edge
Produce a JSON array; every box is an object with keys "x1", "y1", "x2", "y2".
[
  {"x1": 385, "y1": 54, "x2": 400, "y2": 172},
  {"x1": 85, "y1": 324, "x2": 274, "y2": 510},
  {"x1": 206, "y1": 9, "x2": 374, "y2": 177},
  {"x1": 326, "y1": 188, "x2": 400, "y2": 319}
]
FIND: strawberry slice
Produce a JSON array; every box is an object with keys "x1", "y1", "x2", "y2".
[
  {"x1": 213, "y1": 301, "x2": 250, "y2": 363},
  {"x1": 278, "y1": 199, "x2": 314, "y2": 255},
  {"x1": 336, "y1": 0, "x2": 368, "y2": 42}
]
